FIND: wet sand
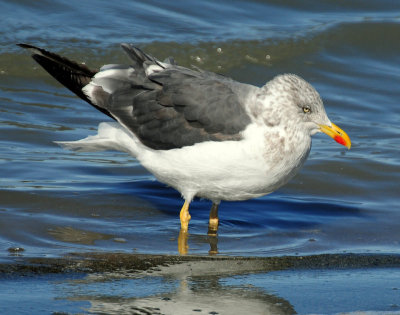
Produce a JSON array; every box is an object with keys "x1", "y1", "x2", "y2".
[{"x1": 2, "y1": 252, "x2": 400, "y2": 275}]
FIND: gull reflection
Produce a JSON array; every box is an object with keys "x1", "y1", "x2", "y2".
[
  {"x1": 178, "y1": 229, "x2": 219, "y2": 255},
  {"x1": 58, "y1": 257, "x2": 295, "y2": 315}
]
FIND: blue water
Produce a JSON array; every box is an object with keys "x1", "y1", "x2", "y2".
[
  {"x1": 2, "y1": 1, "x2": 400, "y2": 314},
  {"x1": 1, "y1": 267, "x2": 399, "y2": 314},
  {"x1": 228, "y1": 267, "x2": 400, "y2": 314},
  {"x1": 1, "y1": 0, "x2": 400, "y2": 258}
]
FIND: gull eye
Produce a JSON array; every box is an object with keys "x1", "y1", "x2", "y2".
[{"x1": 302, "y1": 105, "x2": 311, "y2": 113}]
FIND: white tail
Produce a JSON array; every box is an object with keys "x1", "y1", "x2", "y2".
[{"x1": 55, "y1": 122, "x2": 140, "y2": 156}]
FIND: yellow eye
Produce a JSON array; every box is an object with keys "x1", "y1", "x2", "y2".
[{"x1": 303, "y1": 106, "x2": 311, "y2": 113}]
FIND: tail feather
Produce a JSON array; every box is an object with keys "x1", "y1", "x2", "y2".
[
  {"x1": 55, "y1": 122, "x2": 140, "y2": 156},
  {"x1": 17, "y1": 43, "x2": 114, "y2": 119}
]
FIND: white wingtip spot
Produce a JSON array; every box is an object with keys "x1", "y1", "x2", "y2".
[
  {"x1": 94, "y1": 67, "x2": 134, "y2": 80},
  {"x1": 82, "y1": 83, "x2": 96, "y2": 102},
  {"x1": 145, "y1": 64, "x2": 163, "y2": 76}
]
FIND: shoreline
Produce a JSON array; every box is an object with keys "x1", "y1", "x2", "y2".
[{"x1": 2, "y1": 252, "x2": 400, "y2": 275}]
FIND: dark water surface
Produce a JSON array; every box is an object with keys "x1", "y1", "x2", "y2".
[
  {"x1": 1, "y1": 253, "x2": 400, "y2": 314},
  {"x1": 1, "y1": 0, "x2": 400, "y2": 313}
]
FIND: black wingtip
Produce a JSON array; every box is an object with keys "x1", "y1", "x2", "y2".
[
  {"x1": 17, "y1": 43, "x2": 43, "y2": 52},
  {"x1": 18, "y1": 43, "x2": 115, "y2": 120},
  {"x1": 17, "y1": 43, "x2": 32, "y2": 49},
  {"x1": 17, "y1": 43, "x2": 50, "y2": 58}
]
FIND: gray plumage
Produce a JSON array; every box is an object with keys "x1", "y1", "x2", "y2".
[{"x1": 86, "y1": 44, "x2": 253, "y2": 150}]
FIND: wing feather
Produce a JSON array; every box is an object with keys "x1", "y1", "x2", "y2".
[{"x1": 85, "y1": 44, "x2": 253, "y2": 150}]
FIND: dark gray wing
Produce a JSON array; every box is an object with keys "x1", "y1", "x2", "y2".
[{"x1": 87, "y1": 44, "x2": 252, "y2": 150}]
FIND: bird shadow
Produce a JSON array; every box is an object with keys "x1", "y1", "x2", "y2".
[{"x1": 118, "y1": 180, "x2": 362, "y2": 223}]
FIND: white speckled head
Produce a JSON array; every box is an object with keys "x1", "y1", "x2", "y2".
[{"x1": 261, "y1": 74, "x2": 332, "y2": 135}]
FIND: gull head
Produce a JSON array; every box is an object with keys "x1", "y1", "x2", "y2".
[{"x1": 262, "y1": 74, "x2": 351, "y2": 149}]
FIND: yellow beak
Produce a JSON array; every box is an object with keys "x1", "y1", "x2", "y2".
[{"x1": 319, "y1": 122, "x2": 351, "y2": 149}]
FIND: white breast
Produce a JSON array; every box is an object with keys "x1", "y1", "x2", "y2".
[
  {"x1": 57, "y1": 121, "x2": 311, "y2": 203},
  {"x1": 139, "y1": 123, "x2": 311, "y2": 203}
]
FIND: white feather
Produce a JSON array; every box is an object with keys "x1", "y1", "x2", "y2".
[
  {"x1": 145, "y1": 64, "x2": 163, "y2": 76},
  {"x1": 93, "y1": 67, "x2": 134, "y2": 81},
  {"x1": 82, "y1": 83, "x2": 96, "y2": 103},
  {"x1": 56, "y1": 121, "x2": 311, "y2": 203},
  {"x1": 82, "y1": 68, "x2": 135, "y2": 97},
  {"x1": 55, "y1": 122, "x2": 141, "y2": 156}
]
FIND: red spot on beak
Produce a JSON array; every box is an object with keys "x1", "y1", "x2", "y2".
[{"x1": 334, "y1": 135, "x2": 346, "y2": 146}]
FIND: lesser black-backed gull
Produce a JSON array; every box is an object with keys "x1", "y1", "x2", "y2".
[{"x1": 19, "y1": 43, "x2": 351, "y2": 252}]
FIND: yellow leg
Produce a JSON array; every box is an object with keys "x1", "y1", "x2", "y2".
[
  {"x1": 207, "y1": 203, "x2": 219, "y2": 236},
  {"x1": 179, "y1": 200, "x2": 191, "y2": 233},
  {"x1": 178, "y1": 200, "x2": 191, "y2": 255}
]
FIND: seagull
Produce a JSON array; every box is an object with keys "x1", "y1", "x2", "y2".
[{"x1": 19, "y1": 43, "x2": 351, "y2": 246}]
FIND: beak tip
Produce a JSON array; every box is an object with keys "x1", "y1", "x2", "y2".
[{"x1": 320, "y1": 122, "x2": 351, "y2": 150}]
